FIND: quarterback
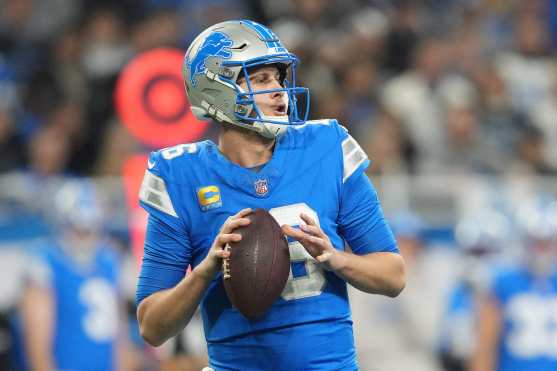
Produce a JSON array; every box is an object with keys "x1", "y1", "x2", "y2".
[{"x1": 136, "y1": 20, "x2": 405, "y2": 370}]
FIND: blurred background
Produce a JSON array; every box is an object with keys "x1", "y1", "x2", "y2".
[{"x1": 1, "y1": 0, "x2": 557, "y2": 370}]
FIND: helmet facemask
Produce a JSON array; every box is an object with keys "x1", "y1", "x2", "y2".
[{"x1": 223, "y1": 56, "x2": 309, "y2": 132}]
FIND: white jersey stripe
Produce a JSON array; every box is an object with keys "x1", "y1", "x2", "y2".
[
  {"x1": 139, "y1": 170, "x2": 178, "y2": 217},
  {"x1": 342, "y1": 135, "x2": 368, "y2": 183}
]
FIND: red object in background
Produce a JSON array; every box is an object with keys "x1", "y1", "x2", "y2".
[
  {"x1": 122, "y1": 155, "x2": 149, "y2": 266},
  {"x1": 115, "y1": 48, "x2": 209, "y2": 149}
]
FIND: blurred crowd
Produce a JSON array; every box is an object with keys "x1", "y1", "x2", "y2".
[
  {"x1": 1, "y1": 0, "x2": 557, "y2": 371},
  {"x1": 1, "y1": 0, "x2": 557, "y2": 177}
]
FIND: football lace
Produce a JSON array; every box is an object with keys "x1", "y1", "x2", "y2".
[{"x1": 222, "y1": 244, "x2": 231, "y2": 279}]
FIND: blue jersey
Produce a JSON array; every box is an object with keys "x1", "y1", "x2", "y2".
[
  {"x1": 491, "y1": 266, "x2": 557, "y2": 371},
  {"x1": 438, "y1": 282, "x2": 475, "y2": 357},
  {"x1": 136, "y1": 119, "x2": 398, "y2": 370},
  {"x1": 31, "y1": 244, "x2": 121, "y2": 371}
]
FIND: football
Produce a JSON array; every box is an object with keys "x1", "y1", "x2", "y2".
[{"x1": 222, "y1": 208, "x2": 290, "y2": 320}]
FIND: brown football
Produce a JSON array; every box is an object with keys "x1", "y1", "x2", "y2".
[{"x1": 222, "y1": 208, "x2": 290, "y2": 320}]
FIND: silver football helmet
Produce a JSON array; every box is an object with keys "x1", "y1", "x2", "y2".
[{"x1": 183, "y1": 20, "x2": 309, "y2": 138}]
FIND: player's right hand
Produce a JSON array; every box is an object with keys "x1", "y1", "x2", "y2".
[{"x1": 195, "y1": 208, "x2": 252, "y2": 280}]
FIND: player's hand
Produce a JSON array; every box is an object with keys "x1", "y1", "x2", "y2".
[
  {"x1": 281, "y1": 213, "x2": 346, "y2": 272},
  {"x1": 195, "y1": 208, "x2": 252, "y2": 280}
]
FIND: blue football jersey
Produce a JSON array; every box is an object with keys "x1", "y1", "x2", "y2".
[
  {"x1": 137, "y1": 119, "x2": 398, "y2": 370},
  {"x1": 491, "y1": 266, "x2": 557, "y2": 371},
  {"x1": 31, "y1": 244, "x2": 121, "y2": 371}
]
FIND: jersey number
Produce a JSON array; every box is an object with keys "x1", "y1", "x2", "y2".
[
  {"x1": 506, "y1": 294, "x2": 557, "y2": 358},
  {"x1": 161, "y1": 144, "x2": 197, "y2": 160},
  {"x1": 269, "y1": 203, "x2": 326, "y2": 300},
  {"x1": 79, "y1": 278, "x2": 119, "y2": 342}
]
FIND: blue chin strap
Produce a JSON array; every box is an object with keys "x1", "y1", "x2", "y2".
[{"x1": 220, "y1": 53, "x2": 310, "y2": 126}]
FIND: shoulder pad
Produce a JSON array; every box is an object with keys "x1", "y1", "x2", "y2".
[
  {"x1": 139, "y1": 143, "x2": 199, "y2": 218},
  {"x1": 290, "y1": 119, "x2": 340, "y2": 138},
  {"x1": 303, "y1": 119, "x2": 369, "y2": 183}
]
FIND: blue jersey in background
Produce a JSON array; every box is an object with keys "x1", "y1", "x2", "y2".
[
  {"x1": 20, "y1": 243, "x2": 121, "y2": 371},
  {"x1": 491, "y1": 266, "x2": 557, "y2": 371}
]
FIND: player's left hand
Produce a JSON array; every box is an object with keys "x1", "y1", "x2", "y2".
[{"x1": 282, "y1": 213, "x2": 347, "y2": 272}]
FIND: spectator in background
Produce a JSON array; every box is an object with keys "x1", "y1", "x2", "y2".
[
  {"x1": 19, "y1": 179, "x2": 134, "y2": 371},
  {"x1": 473, "y1": 64, "x2": 532, "y2": 173},
  {"x1": 382, "y1": 35, "x2": 452, "y2": 172},
  {"x1": 495, "y1": 13, "x2": 555, "y2": 116},
  {"x1": 0, "y1": 0, "x2": 80, "y2": 46},
  {"x1": 81, "y1": 8, "x2": 130, "y2": 81},
  {"x1": 49, "y1": 27, "x2": 88, "y2": 104},
  {"x1": 0, "y1": 1, "x2": 552, "y2": 180},
  {"x1": 0, "y1": 108, "x2": 23, "y2": 172},
  {"x1": 345, "y1": 7, "x2": 390, "y2": 66},
  {"x1": 0, "y1": 55, "x2": 24, "y2": 173},
  {"x1": 448, "y1": 6, "x2": 488, "y2": 77},
  {"x1": 381, "y1": 0, "x2": 422, "y2": 75},
  {"x1": 360, "y1": 110, "x2": 415, "y2": 175},
  {"x1": 443, "y1": 104, "x2": 485, "y2": 173},
  {"x1": 529, "y1": 64, "x2": 557, "y2": 168},
  {"x1": 26, "y1": 125, "x2": 70, "y2": 178},
  {"x1": 340, "y1": 60, "x2": 381, "y2": 133},
  {"x1": 292, "y1": 0, "x2": 335, "y2": 30},
  {"x1": 513, "y1": 124, "x2": 557, "y2": 176},
  {"x1": 130, "y1": 9, "x2": 181, "y2": 52}
]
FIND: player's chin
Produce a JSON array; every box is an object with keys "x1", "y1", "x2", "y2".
[{"x1": 265, "y1": 111, "x2": 287, "y2": 118}]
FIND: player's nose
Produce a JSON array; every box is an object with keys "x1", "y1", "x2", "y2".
[
  {"x1": 270, "y1": 90, "x2": 284, "y2": 100},
  {"x1": 269, "y1": 79, "x2": 284, "y2": 99}
]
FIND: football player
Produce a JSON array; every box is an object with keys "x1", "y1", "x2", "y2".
[
  {"x1": 136, "y1": 20, "x2": 405, "y2": 370},
  {"x1": 19, "y1": 180, "x2": 130, "y2": 371},
  {"x1": 438, "y1": 208, "x2": 512, "y2": 371},
  {"x1": 470, "y1": 199, "x2": 557, "y2": 371}
]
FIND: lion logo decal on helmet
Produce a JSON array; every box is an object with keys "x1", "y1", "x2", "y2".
[{"x1": 186, "y1": 32, "x2": 233, "y2": 87}]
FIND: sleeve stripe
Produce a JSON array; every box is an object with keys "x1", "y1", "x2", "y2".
[
  {"x1": 139, "y1": 171, "x2": 178, "y2": 217},
  {"x1": 342, "y1": 136, "x2": 358, "y2": 154},
  {"x1": 342, "y1": 136, "x2": 368, "y2": 182}
]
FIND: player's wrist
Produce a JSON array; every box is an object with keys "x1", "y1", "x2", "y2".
[{"x1": 194, "y1": 259, "x2": 219, "y2": 281}]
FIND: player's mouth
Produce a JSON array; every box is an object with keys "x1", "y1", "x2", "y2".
[{"x1": 273, "y1": 104, "x2": 287, "y2": 116}]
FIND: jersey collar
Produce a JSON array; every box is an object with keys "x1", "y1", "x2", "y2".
[{"x1": 203, "y1": 130, "x2": 291, "y2": 197}]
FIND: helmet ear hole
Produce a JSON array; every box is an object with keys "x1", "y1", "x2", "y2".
[{"x1": 236, "y1": 69, "x2": 246, "y2": 84}]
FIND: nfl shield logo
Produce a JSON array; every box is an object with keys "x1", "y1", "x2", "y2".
[{"x1": 254, "y1": 179, "x2": 268, "y2": 196}]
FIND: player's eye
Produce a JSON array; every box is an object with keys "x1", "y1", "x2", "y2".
[{"x1": 254, "y1": 74, "x2": 267, "y2": 84}]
